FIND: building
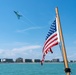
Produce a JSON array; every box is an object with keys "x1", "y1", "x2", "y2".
[
  {"x1": 2, "y1": 58, "x2": 14, "y2": 63},
  {"x1": 45, "y1": 60, "x2": 51, "y2": 63},
  {"x1": 34, "y1": 59, "x2": 41, "y2": 63},
  {"x1": 0, "y1": 59, "x2": 1, "y2": 62},
  {"x1": 70, "y1": 60, "x2": 73, "y2": 63},
  {"x1": 15, "y1": 57, "x2": 23, "y2": 63},
  {"x1": 25, "y1": 59, "x2": 32, "y2": 63},
  {"x1": 51, "y1": 59, "x2": 60, "y2": 62},
  {"x1": 74, "y1": 60, "x2": 76, "y2": 62}
]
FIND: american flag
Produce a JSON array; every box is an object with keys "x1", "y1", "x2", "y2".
[{"x1": 41, "y1": 18, "x2": 60, "y2": 64}]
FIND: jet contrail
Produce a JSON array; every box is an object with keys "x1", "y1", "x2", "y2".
[{"x1": 19, "y1": 12, "x2": 35, "y2": 26}]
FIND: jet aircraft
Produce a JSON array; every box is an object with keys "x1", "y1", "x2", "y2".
[{"x1": 14, "y1": 11, "x2": 22, "y2": 19}]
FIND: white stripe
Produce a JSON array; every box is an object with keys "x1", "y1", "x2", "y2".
[
  {"x1": 44, "y1": 40, "x2": 58, "y2": 53},
  {"x1": 44, "y1": 32, "x2": 57, "y2": 44},
  {"x1": 44, "y1": 34, "x2": 57, "y2": 49}
]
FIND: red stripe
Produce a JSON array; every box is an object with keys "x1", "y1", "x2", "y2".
[
  {"x1": 44, "y1": 33, "x2": 57, "y2": 47},
  {"x1": 42, "y1": 33, "x2": 57, "y2": 52},
  {"x1": 43, "y1": 42, "x2": 58, "y2": 53},
  {"x1": 44, "y1": 38, "x2": 58, "y2": 50}
]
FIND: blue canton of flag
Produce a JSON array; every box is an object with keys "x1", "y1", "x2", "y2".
[{"x1": 46, "y1": 19, "x2": 57, "y2": 40}]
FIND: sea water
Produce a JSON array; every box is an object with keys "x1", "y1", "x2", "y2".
[{"x1": 0, "y1": 63, "x2": 75, "y2": 75}]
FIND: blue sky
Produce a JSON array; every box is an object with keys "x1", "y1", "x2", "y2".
[{"x1": 0, "y1": 0, "x2": 76, "y2": 61}]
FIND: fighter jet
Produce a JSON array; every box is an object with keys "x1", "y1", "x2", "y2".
[{"x1": 14, "y1": 11, "x2": 22, "y2": 19}]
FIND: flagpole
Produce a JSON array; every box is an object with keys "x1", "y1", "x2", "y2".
[{"x1": 55, "y1": 7, "x2": 71, "y2": 75}]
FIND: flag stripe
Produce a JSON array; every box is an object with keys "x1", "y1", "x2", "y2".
[
  {"x1": 44, "y1": 41, "x2": 58, "y2": 53},
  {"x1": 44, "y1": 33, "x2": 57, "y2": 47},
  {"x1": 41, "y1": 18, "x2": 60, "y2": 64},
  {"x1": 44, "y1": 37, "x2": 58, "y2": 50},
  {"x1": 44, "y1": 33, "x2": 58, "y2": 48}
]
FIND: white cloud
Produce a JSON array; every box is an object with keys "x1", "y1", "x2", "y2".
[
  {"x1": 12, "y1": 45, "x2": 41, "y2": 53},
  {"x1": 16, "y1": 26, "x2": 44, "y2": 33},
  {"x1": 0, "y1": 45, "x2": 42, "y2": 59},
  {"x1": 67, "y1": 53, "x2": 76, "y2": 58}
]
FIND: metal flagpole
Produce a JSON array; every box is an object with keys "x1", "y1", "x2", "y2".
[{"x1": 55, "y1": 7, "x2": 71, "y2": 75}]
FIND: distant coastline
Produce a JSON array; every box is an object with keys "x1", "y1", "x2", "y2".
[{"x1": 0, "y1": 57, "x2": 76, "y2": 63}]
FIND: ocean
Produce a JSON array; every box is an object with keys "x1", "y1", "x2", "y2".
[{"x1": 0, "y1": 63, "x2": 75, "y2": 75}]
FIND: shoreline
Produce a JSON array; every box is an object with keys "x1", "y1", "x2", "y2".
[{"x1": 0, "y1": 62, "x2": 76, "y2": 64}]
